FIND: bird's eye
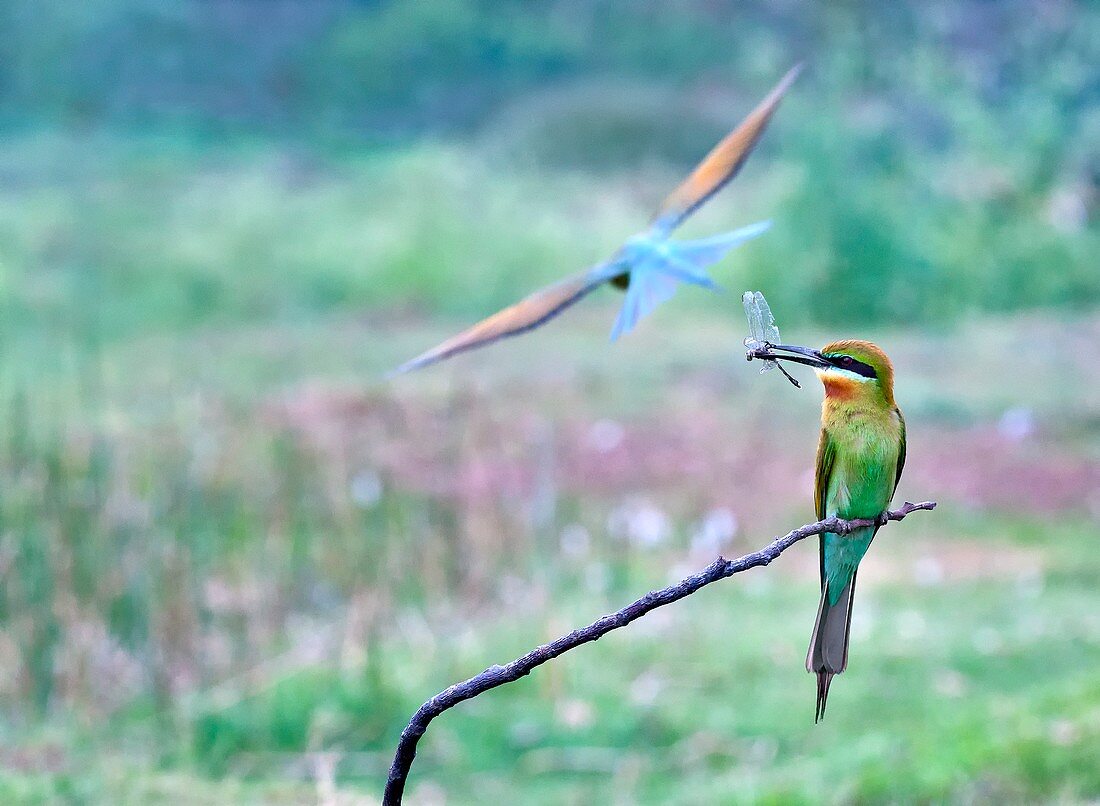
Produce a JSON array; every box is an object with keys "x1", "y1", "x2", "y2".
[{"x1": 840, "y1": 356, "x2": 853, "y2": 366}]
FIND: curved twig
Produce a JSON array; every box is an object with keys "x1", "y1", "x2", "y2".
[{"x1": 382, "y1": 500, "x2": 937, "y2": 804}]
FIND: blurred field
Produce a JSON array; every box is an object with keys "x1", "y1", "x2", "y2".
[
  {"x1": 2, "y1": 292, "x2": 1100, "y2": 803},
  {"x1": 1, "y1": 1, "x2": 1099, "y2": 804}
]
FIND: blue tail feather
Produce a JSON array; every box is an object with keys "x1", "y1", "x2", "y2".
[
  {"x1": 670, "y1": 220, "x2": 772, "y2": 265},
  {"x1": 610, "y1": 269, "x2": 680, "y2": 341}
]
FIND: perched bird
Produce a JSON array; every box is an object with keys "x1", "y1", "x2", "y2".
[
  {"x1": 757, "y1": 340, "x2": 906, "y2": 722},
  {"x1": 393, "y1": 64, "x2": 802, "y2": 374}
]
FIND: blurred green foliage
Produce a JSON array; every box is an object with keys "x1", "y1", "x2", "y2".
[
  {"x1": 3, "y1": 1, "x2": 1096, "y2": 138},
  {"x1": 0, "y1": 0, "x2": 1097, "y2": 332}
]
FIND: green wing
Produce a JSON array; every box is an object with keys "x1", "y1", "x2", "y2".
[
  {"x1": 814, "y1": 427, "x2": 836, "y2": 522},
  {"x1": 814, "y1": 428, "x2": 837, "y2": 590},
  {"x1": 893, "y1": 408, "x2": 907, "y2": 497}
]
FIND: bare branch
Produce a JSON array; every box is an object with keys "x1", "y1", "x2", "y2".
[{"x1": 382, "y1": 500, "x2": 937, "y2": 804}]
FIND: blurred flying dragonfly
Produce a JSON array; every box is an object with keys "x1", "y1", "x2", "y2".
[
  {"x1": 393, "y1": 64, "x2": 802, "y2": 375},
  {"x1": 743, "y1": 290, "x2": 802, "y2": 388}
]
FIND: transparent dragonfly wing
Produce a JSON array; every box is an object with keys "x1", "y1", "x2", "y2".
[{"x1": 742, "y1": 291, "x2": 779, "y2": 372}]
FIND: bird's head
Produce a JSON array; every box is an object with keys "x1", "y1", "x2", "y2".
[{"x1": 758, "y1": 339, "x2": 896, "y2": 407}]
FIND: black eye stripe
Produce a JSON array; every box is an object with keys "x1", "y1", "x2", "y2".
[{"x1": 826, "y1": 354, "x2": 877, "y2": 378}]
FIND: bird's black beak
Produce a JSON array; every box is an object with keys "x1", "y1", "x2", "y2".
[{"x1": 748, "y1": 343, "x2": 831, "y2": 369}]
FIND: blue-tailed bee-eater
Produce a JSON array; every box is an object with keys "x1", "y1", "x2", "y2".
[
  {"x1": 393, "y1": 65, "x2": 802, "y2": 374},
  {"x1": 757, "y1": 340, "x2": 906, "y2": 722}
]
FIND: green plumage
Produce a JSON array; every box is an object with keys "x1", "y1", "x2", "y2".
[
  {"x1": 818, "y1": 416, "x2": 905, "y2": 605},
  {"x1": 804, "y1": 340, "x2": 906, "y2": 723}
]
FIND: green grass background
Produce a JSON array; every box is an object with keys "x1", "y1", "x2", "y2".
[{"x1": 1, "y1": 1, "x2": 1099, "y2": 803}]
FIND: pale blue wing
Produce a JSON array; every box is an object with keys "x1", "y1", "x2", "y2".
[{"x1": 608, "y1": 221, "x2": 771, "y2": 341}]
